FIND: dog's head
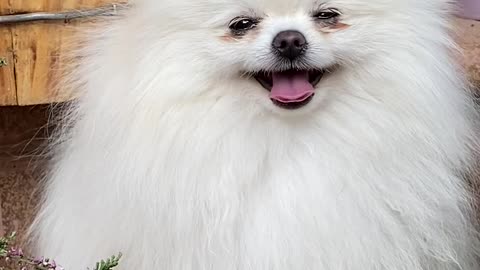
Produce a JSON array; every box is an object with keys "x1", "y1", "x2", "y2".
[{"x1": 132, "y1": 0, "x2": 450, "y2": 114}]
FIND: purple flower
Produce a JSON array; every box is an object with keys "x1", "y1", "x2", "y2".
[
  {"x1": 7, "y1": 247, "x2": 24, "y2": 257},
  {"x1": 33, "y1": 257, "x2": 45, "y2": 264},
  {"x1": 33, "y1": 257, "x2": 61, "y2": 270}
]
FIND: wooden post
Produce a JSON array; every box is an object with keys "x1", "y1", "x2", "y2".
[
  {"x1": 0, "y1": 26, "x2": 17, "y2": 105},
  {"x1": 0, "y1": 1, "x2": 17, "y2": 105},
  {"x1": 0, "y1": 0, "x2": 122, "y2": 106}
]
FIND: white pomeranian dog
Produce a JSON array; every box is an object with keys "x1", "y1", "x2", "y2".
[{"x1": 31, "y1": 0, "x2": 480, "y2": 269}]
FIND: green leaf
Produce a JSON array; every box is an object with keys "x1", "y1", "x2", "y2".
[{"x1": 93, "y1": 253, "x2": 122, "y2": 270}]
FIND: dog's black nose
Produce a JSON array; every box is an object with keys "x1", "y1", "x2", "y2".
[{"x1": 272, "y1": 30, "x2": 307, "y2": 60}]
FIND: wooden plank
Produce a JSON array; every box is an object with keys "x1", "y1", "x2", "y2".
[
  {"x1": 9, "y1": 0, "x2": 118, "y2": 13},
  {"x1": 0, "y1": 1, "x2": 12, "y2": 15},
  {"x1": 0, "y1": 0, "x2": 17, "y2": 106},
  {"x1": 0, "y1": 26, "x2": 17, "y2": 105},
  {"x1": 8, "y1": 0, "x2": 121, "y2": 105},
  {"x1": 12, "y1": 22, "x2": 75, "y2": 105}
]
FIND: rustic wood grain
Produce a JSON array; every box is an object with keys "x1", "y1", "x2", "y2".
[
  {"x1": 12, "y1": 22, "x2": 79, "y2": 105},
  {"x1": 0, "y1": 0, "x2": 13, "y2": 15},
  {"x1": 0, "y1": 0, "x2": 16, "y2": 106},
  {"x1": 0, "y1": 0, "x2": 121, "y2": 105},
  {"x1": 9, "y1": 0, "x2": 118, "y2": 13},
  {"x1": 0, "y1": 26, "x2": 17, "y2": 105}
]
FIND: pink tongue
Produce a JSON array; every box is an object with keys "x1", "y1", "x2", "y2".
[{"x1": 270, "y1": 71, "x2": 314, "y2": 103}]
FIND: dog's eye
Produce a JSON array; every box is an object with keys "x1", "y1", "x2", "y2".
[
  {"x1": 314, "y1": 9, "x2": 341, "y2": 20},
  {"x1": 229, "y1": 18, "x2": 257, "y2": 32}
]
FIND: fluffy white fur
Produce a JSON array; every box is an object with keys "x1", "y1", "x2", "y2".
[{"x1": 31, "y1": 0, "x2": 480, "y2": 269}]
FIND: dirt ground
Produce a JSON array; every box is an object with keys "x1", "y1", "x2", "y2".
[{"x1": 0, "y1": 105, "x2": 52, "y2": 238}]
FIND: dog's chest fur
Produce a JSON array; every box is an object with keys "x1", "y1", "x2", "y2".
[
  {"x1": 94, "y1": 114, "x2": 469, "y2": 270},
  {"x1": 30, "y1": 89, "x2": 479, "y2": 270}
]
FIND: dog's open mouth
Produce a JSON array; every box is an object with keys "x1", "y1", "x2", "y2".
[{"x1": 253, "y1": 70, "x2": 324, "y2": 110}]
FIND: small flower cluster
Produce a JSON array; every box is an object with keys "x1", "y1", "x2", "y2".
[
  {"x1": 7, "y1": 248, "x2": 24, "y2": 258},
  {"x1": 27, "y1": 257, "x2": 62, "y2": 270},
  {"x1": 0, "y1": 232, "x2": 121, "y2": 270}
]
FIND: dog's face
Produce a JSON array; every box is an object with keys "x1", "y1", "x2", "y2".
[
  {"x1": 137, "y1": 0, "x2": 444, "y2": 114},
  {"x1": 217, "y1": 0, "x2": 348, "y2": 111}
]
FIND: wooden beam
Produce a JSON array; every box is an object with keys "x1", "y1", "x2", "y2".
[
  {"x1": 1, "y1": 0, "x2": 125, "y2": 106},
  {"x1": 0, "y1": 0, "x2": 17, "y2": 105},
  {"x1": 0, "y1": 26, "x2": 17, "y2": 105},
  {"x1": 0, "y1": 5, "x2": 122, "y2": 24}
]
